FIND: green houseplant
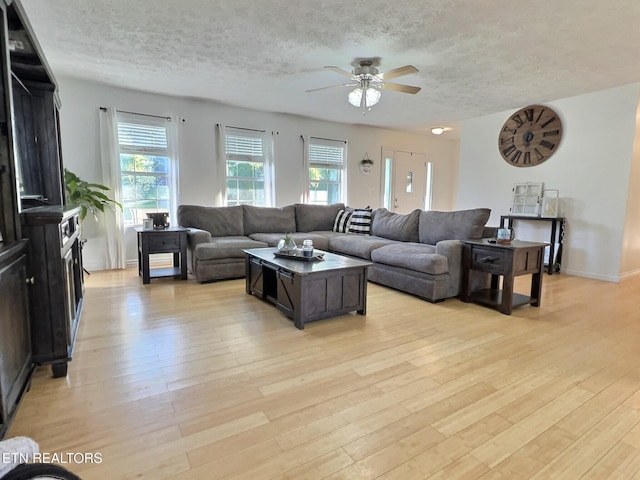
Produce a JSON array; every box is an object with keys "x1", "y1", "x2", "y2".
[{"x1": 63, "y1": 168, "x2": 122, "y2": 221}]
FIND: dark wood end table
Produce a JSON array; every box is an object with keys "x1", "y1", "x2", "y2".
[
  {"x1": 136, "y1": 227, "x2": 188, "y2": 284},
  {"x1": 460, "y1": 239, "x2": 547, "y2": 315}
]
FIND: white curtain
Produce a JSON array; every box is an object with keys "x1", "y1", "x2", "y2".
[
  {"x1": 264, "y1": 132, "x2": 275, "y2": 207},
  {"x1": 215, "y1": 124, "x2": 227, "y2": 206},
  {"x1": 99, "y1": 107, "x2": 126, "y2": 269},
  {"x1": 301, "y1": 134, "x2": 310, "y2": 203},
  {"x1": 166, "y1": 116, "x2": 181, "y2": 224}
]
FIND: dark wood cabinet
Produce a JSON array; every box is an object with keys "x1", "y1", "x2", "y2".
[
  {"x1": 21, "y1": 206, "x2": 84, "y2": 378},
  {"x1": 0, "y1": 240, "x2": 33, "y2": 438},
  {"x1": 0, "y1": 0, "x2": 78, "y2": 411},
  {"x1": 13, "y1": 83, "x2": 63, "y2": 205}
]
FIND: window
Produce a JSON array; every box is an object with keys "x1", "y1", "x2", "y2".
[
  {"x1": 307, "y1": 137, "x2": 346, "y2": 205},
  {"x1": 117, "y1": 114, "x2": 175, "y2": 226},
  {"x1": 225, "y1": 128, "x2": 273, "y2": 206}
]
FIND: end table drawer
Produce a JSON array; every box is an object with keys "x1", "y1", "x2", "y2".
[
  {"x1": 148, "y1": 233, "x2": 181, "y2": 252},
  {"x1": 471, "y1": 247, "x2": 505, "y2": 274}
]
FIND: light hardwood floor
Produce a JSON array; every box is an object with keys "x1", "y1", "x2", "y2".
[{"x1": 8, "y1": 268, "x2": 640, "y2": 479}]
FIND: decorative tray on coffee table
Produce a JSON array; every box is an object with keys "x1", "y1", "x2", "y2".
[{"x1": 273, "y1": 250, "x2": 325, "y2": 262}]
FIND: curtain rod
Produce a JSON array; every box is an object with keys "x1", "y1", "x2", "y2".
[
  {"x1": 100, "y1": 107, "x2": 171, "y2": 121},
  {"x1": 220, "y1": 124, "x2": 266, "y2": 133},
  {"x1": 307, "y1": 135, "x2": 347, "y2": 144}
]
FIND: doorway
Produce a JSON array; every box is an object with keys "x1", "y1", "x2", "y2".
[{"x1": 381, "y1": 148, "x2": 432, "y2": 214}]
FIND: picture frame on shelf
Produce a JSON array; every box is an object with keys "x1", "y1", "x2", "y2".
[{"x1": 509, "y1": 182, "x2": 543, "y2": 217}]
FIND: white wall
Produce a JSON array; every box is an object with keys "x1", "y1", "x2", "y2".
[
  {"x1": 56, "y1": 76, "x2": 459, "y2": 270},
  {"x1": 457, "y1": 83, "x2": 640, "y2": 281}
]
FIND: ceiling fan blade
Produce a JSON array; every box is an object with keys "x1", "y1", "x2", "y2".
[
  {"x1": 324, "y1": 66, "x2": 356, "y2": 79},
  {"x1": 378, "y1": 65, "x2": 418, "y2": 80},
  {"x1": 380, "y1": 82, "x2": 421, "y2": 94},
  {"x1": 305, "y1": 83, "x2": 357, "y2": 93}
]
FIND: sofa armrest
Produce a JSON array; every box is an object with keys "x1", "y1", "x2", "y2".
[
  {"x1": 186, "y1": 228, "x2": 212, "y2": 248},
  {"x1": 436, "y1": 240, "x2": 463, "y2": 296},
  {"x1": 437, "y1": 239, "x2": 490, "y2": 297},
  {"x1": 184, "y1": 228, "x2": 212, "y2": 276}
]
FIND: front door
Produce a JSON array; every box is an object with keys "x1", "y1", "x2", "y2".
[{"x1": 392, "y1": 151, "x2": 428, "y2": 213}]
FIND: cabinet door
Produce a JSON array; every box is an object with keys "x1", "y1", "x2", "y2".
[{"x1": 0, "y1": 254, "x2": 31, "y2": 426}]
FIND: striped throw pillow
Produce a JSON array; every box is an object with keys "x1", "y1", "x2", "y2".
[
  {"x1": 347, "y1": 208, "x2": 372, "y2": 235},
  {"x1": 333, "y1": 209, "x2": 352, "y2": 232}
]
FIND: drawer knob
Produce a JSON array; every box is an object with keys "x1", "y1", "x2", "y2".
[{"x1": 25, "y1": 277, "x2": 35, "y2": 284}]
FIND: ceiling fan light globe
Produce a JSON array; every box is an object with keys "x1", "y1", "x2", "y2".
[
  {"x1": 365, "y1": 87, "x2": 381, "y2": 107},
  {"x1": 348, "y1": 88, "x2": 363, "y2": 107}
]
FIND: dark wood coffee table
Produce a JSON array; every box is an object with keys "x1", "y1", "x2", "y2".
[
  {"x1": 460, "y1": 239, "x2": 547, "y2": 315},
  {"x1": 244, "y1": 247, "x2": 372, "y2": 329}
]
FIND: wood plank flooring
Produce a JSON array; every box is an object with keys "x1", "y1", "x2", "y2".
[{"x1": 8, "y1": 269, "x2": 640, "y2": 479}]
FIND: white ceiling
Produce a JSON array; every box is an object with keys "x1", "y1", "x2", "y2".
[{"x1": 19, "y1": 0, "x2": 640, "y2": 136}]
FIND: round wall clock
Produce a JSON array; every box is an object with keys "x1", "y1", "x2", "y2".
[{"x1": 498, "y1": 105, "x2": 563, "y2": 167}]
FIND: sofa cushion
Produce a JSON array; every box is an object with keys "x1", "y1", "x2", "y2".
[
  {"x1": 295, "y1": 203, "x2": 345, "y2": 232},
  {"x1": 243, "y1": 205, "x2": 296, "y2": 235},
  {"x1": 419, "y1": 208, "x2": 491, "y2": 245},
  {"x1": 333, "y1": 209, "x2": 352, "y2": 233},
  {"x1": 347, "y1": 207, "x2": 372, "y2": 235},
  {"x1": 371, "y1": 208, "x2": 420, "y2": 242},
  {"x1": 371, "y1": 243, "x2": 448, "y2": 275},
  {"x1": 329, "y1": 234, "x2": 397, "y2": 259},
  {"x1": 249, "y1": 232, "x2": 330, "y2": 250},
  {"x1": 194, "y1": 236, "x2": 267, "y2": 260},
  {"x1": 178, "y1": 205, "x2": 244, "y2": 237}
]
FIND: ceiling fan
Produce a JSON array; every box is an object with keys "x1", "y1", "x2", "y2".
[{"x1": 306, "y1": 59, "x2": 421, "y2": 112}]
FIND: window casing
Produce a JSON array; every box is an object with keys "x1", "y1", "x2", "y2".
[
  {"x1": 117, "y1": 116, "x2": 174, "y2": 226},
  {"x1": 307, "y1": 138, "x2": 346, "y2": 205},
  {"x1": 225, "y1": 129, "x2": 272, "y2": 206}
]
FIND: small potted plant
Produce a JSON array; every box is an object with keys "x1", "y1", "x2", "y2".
[
  {"x1": 360, "y1": 154, "x2": 374, "y2": 174},
  {"x1": 278, "y1": 232, "x2": 297, "y2": 254}
]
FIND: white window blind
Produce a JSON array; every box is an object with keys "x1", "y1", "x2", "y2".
[
  {"x1": 117, "y1": 122, "x2": 168, "y2": 152},
  {"x1": 307, "y1": 137, "x2": 346, "y2": 205},
  {"x1": 226, "y1": 134, "x2": 264, "y2": 159},
  {"x1": 309, "y1": 141, "x2": 345, "y2": 167}
]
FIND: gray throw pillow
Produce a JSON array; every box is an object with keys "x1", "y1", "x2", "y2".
[
  {"x1": 371, "y1": 208, "x2": 420, "y2": 242},
  {"x1": 294, "y1": 203, "x2": 345, "y2": 232},
  {"x1": 419, "y1": 208, "x2": 491, "y2": 245},
  {"x1": 177, "y1": 205, "x2": 244, "y2": 237},
  {"x1": 243, "y1": 205, "x2": 296, "y2": 235}
]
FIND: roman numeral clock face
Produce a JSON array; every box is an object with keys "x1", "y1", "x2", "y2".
[{"x1": 498, "y1": 105, "x2": 563, "y2": 167}]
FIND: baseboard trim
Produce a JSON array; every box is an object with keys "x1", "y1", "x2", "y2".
[
  {"x1": 562, "y1": 268, "x2": 620, "y2": 283},
  {"x1": 619, "y1": 268, "x2": 640, "y2": 281},
  {"x1": 84, "y1": 254, "x2": 173, "y2": 272}
]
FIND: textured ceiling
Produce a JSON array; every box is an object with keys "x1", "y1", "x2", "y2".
[{"x1": 19, "y1": 0, "x2": 640, "y2": 135}]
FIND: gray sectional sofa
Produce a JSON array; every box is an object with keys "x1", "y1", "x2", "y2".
[{"x1": 177, "y1": 203, "x2": 491, "y2": 302}]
